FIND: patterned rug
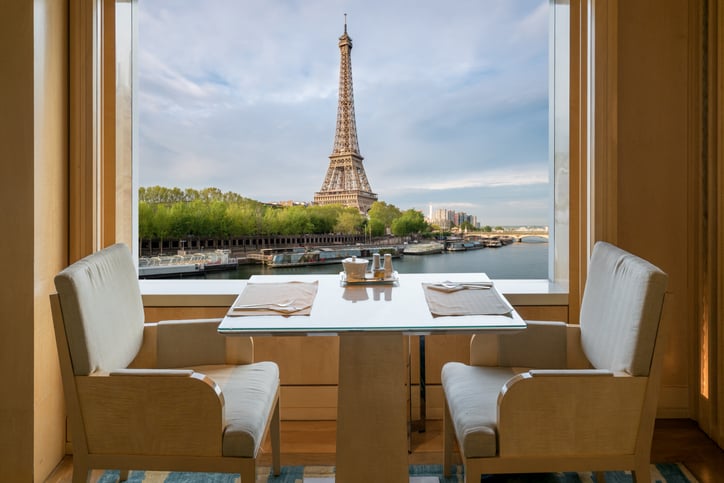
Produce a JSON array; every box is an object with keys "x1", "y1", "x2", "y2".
[{"x1": 98, "y1": 463, "x2": 697, "y2": 482}]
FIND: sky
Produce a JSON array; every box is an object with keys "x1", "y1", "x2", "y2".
[{"x1": 137, "y1": 0, "x2": 550, "y2": 226}]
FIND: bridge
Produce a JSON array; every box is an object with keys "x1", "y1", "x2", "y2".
[{"x1": 462, "y1": 230, "x2": 549, "y2": 242}]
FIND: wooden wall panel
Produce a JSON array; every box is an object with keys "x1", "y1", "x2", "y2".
[
  {"x1": 0, "y1": 3, "x2": 36, "y2": 479},
  {"x1": 615, "y1": 0, "x2": 691, "y2": 416},
  {"x1": 1, "y1": 1, "x2": 69, "y2": 481}
]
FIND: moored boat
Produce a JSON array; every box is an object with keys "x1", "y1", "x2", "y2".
[
  {"x1": 403, "y1": 242, "x2": 444, "y2": 255},
  {"x1": 446, "y1": 242, "x2": 466, "y2": 252},
  {"x1": 266, "y1": 245, "x2": 403, "y2": 268},
  {"x1": 138, "y1": 249, "x2": 238, "y2": 278}
]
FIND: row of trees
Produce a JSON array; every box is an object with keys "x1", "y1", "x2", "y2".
[{"x1": 138, "y1": 186, "x2": 430, "y2": 245}]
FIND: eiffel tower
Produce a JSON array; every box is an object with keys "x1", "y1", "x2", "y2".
[{"x1": 314, "y1": 17, "x2": 378, "y2": 214}]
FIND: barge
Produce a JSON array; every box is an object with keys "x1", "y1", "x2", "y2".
[{"x1": 265, "y1": 245, "x2": 403, "y2": 268}]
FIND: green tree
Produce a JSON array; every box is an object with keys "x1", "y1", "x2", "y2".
[
  {"x1": 152, "y1": 204, "x2": 173, "y2": 253},
  {"x1": 334, "y1": 208, "x2": 365, "y2": 234},
  {"x1": 308, "y1": 204, "x2": 343, "y2": 234},
  {"x1": 368, "y1": 201, "x2": 401, "y2": 234},
  {"x1": 207, "y1": 200, "x2": 231, "y2": 239},
  {"x1": 279, "y1": 205, "x2": 314, "y2": 235},
  {"x1": 226, "y1": 203, "x2": 257, "y2": 236},
  {"x1": 262, "y1": 208, "x2": 282, "y2": 235},
  {"x1": 368, "y1": 218, "x2": 386, "y2": 237},
  {"x1": 138, "y1": 201, "x2": 153, "y2": 252},
  {"x1": 391, "y1": 209, "x2": 427, "y2": 236}
]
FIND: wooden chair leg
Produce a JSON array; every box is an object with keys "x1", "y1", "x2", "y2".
[
  {"x1": 632, "y1": 461, "x2": 650, "y2": 483},
  {"x1": 594, "y1": 471, "x2": 606, "y2": 483},
  {"x1": 119, "y1": 469, "x2": 130, "y2": 481},
  {"x1": 71, "y1": 463, "x2": 89, "y2": 483},
  {"x1": 271, "y1": 397, "x2": 281, "y2": 476},
  {"x1": 443, "y1": 397, "x2": 454, "y2": 477},
  {"x1": 240, "y1": 461, "x2": 255, "y2": 483}
]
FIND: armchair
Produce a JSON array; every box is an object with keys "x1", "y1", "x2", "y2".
[
  {"x1": 50, "y1": 243, "x2": 280, "y2": 483},
  {"x1": 442, "y1": 241, "x2": 668, "y2": 482}
]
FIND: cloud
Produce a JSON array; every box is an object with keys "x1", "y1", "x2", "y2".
[{"x1": 137, "y1": 0, "x2": 551, "y2": 225}]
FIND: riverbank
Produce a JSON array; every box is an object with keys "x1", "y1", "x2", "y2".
[{"x1": 197, "y1": 240, "x2": 549, "y2": 280}]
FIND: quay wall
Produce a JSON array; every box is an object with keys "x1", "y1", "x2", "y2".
[{"x1": 139, "y1": 233, "x2": 406, "y2": 257}]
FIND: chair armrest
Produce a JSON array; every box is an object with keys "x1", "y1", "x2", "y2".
[
  {"x1": 528, "y1": 368, "x2": 612, "y2": 377},
  {"x1": 470, "y1": 321, "x2": 569, "y2": 368},
  {"x1": 154, "y1": 318, "x2": 254, "y2": 368},
  {"x1": 110, "y1": 368, "x2": 195, "y2": 377},
  {"x1": 496, "y1": 371, "x2": 647, "y2": 456},
  {"x1": 76, "y1": 370, "x2": 225, "y2": 456}
]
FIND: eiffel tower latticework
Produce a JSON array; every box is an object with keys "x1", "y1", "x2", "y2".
[{"x1": 314, "y1": 19, "x2": 378, "y2": 214}]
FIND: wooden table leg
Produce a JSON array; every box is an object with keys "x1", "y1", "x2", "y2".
[{"x1": 336, "y1": 333, "x2": 409, "y2": 483}]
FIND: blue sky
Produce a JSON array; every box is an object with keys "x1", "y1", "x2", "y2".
[{"x1": 137, "y1": 0, "x2": 550, "y2": 226}]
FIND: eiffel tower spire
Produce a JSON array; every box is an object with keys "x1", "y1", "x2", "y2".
[{"x1": 314, "y1": 16, "x2": 378, "y2": 214}]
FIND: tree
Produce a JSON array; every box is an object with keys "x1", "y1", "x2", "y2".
[
  {"x1": 226, "y1": 203, "x2": 257, "y2": 236},
  {"x1": 391, "y1": 209, "x2": 428, "y2": 236},
  {"x1": 278, "y1": 205, "x2": 314, "y2": 235},
  {"x1": 334, "y1": 208, "x2": 365, "y2": 234},
  {"x1": 138, "y1": 201, "x2": 153, "y2": 252},
  {"x1": 368, "y1": 218, "x2": 386, "y2": 237},
  {"x1": 368, "y1": 201, "x2": 401, "y2": 234},
  {"x1": 152, "y1": 204, "x2": 173, "y2": 253},
  {"x1": 262, "y1": 208, "x2": 282, "y2": 235},
  {"x1": 308, "y1": 204, "x2": 343, "y2": 234}
]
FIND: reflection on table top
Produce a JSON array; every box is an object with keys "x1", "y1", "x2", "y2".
[{"x1": 217, "y1": 272, "x2": 526, "y2": 336}]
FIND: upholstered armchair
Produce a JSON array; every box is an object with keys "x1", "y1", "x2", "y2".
[
  {"x1": 442, "y1": 241, "x2": 668, "y2": 483},
  {"x1": 50, "y1": 243, "x2": 280, "y2": 483}
]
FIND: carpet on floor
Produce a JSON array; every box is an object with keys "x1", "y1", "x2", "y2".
[{"x1": 97, "y1": 463, "x2": 697, "y2": 482}]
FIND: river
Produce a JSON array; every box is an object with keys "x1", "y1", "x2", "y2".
[{"x1": 199, "y1": 239, "x2": 549, "y2": 280}]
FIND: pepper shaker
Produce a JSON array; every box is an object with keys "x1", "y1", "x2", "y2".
[{"x1": 383, "y1": 253, "x2": 393, "y2": 278}]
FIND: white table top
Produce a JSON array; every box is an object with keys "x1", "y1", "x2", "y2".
[{"x1": 218, "y1": 272, "x2": 526, "y2": 336}]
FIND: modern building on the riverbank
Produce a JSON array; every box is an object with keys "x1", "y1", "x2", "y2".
[{"x1": 313, "y1": 19, "x2": 378, "y2": 214}]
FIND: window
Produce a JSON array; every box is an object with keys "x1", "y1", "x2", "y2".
[{"x1": 119, "y1": 1, "x2": 571, "y2": 282}]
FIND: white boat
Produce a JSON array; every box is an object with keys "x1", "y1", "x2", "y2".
[
  {"x1": 138, "y1": 249, "x2": 237, "y2": 278},
  {"x1": 403, "y1": 242, "x2": 444, "y2": 255}
]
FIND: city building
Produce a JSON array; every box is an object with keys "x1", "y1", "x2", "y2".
[
  {"x1": 428, "y1": 208, "x2": 479, "y2": 230},
  {"x1": 313, "y1": 19, "x2": 378, "y2": 214}
]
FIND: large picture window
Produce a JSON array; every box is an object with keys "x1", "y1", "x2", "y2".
[{"x1": 118, "y1": 0, "x2": 570, "y2": 282}]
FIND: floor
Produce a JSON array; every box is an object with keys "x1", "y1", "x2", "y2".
[{"x1": 45, "y1": 419, "x2": 724, "y2": 483}]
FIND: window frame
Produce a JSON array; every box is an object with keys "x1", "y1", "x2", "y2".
[{"x1": 98, "y1": 0, "x2": 586, "y2": 290}]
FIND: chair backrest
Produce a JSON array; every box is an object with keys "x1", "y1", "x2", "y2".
[
  {"x1": 580, "y1": 241, "x2": 668, "y2": 376},
  {"x1": 54, "y1": 243, "x2": 145, "y2": 375}
]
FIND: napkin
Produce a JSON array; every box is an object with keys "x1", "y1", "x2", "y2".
[
  {"x1": 229, "y1": 281, "x2": 318, "y2": 316},
  {"x1": 422, "y1": 282, "x2": 511, "y2": 316}
]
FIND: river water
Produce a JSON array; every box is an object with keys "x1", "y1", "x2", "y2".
[{"x1": 200, "y1": 240, "x2": 549, "y2": 280}]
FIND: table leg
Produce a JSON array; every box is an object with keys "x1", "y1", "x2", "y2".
[{"x1": 336, "y1": 333, "x2": 409, "y2": 483}]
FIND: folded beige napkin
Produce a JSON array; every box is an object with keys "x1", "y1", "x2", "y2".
[
  {"x1": 229, "y1": 281, "x2": 318, "y2": 316},
  {"x1": 422, "y1": 283, "x2": 512, "y2": 317}
]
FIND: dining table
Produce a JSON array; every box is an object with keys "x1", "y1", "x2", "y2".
[{"x1": 218, "y1": 272, "x2": 526, "y2": 483}]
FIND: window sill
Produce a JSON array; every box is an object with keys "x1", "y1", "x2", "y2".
[{"x1": 139, "y1": 278, "x2": 568, "y2": 307}]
